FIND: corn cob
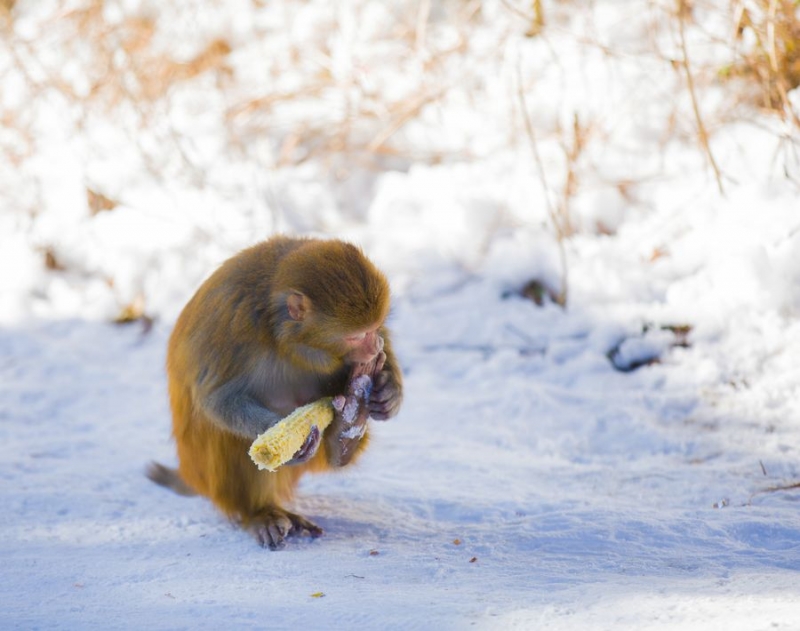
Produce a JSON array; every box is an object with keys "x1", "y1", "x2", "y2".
[{"x1": 248, "y1": 398, "x2": 335, "y2": 472}]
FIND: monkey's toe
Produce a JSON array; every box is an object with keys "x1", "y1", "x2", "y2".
[
  {"x1": 251, "y1": 508, "x2": 323, "y2": 550},
  {"x1": 287, "y1": 512, "x2": 324, "y2": 539}
]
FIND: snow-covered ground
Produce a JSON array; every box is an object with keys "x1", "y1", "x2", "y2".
[{"x1": 2, "y1": 1, "x2": 800, "y2": 629}]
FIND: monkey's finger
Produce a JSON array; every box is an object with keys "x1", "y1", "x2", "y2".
[
  {"x1": 288, "y1": 426, "x2": 321, "y2": 464},
  {"x1": 368, "y1": 400, "x2": 393, "y2": 420},
  {"x1": 374, "y1": 351, "x2": 387, "y2": 374},
  {"x1": 370, "y1": 389, "x2": 392, "y2": 405},
  {"x1": 369, "y1": 411, "x2": 389, "y2": 421},
  {"x1": 369, "y1": 392, "x2": 401, "y2": 420},
  {"x1": 370, "y1": 381, "x2": 395, "y2": 404},
  {"x1": 372, "y1": 370, "x2": 390, "y2": 391}
]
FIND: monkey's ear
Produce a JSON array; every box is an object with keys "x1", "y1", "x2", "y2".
[{"x1": 286, "y1": 291, "x2": 311, "y2": 321}]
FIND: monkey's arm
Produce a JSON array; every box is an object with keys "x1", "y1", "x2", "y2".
[{"x1": 202, "y1": 377, "x2": 284, "y2": 440}]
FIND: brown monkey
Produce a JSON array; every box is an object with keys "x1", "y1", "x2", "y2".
[{"x1": 148, "y1": 236, "x2": 403, "y2": 549}]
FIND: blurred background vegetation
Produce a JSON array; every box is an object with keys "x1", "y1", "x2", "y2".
[{"x1": 0, "y1": 0, "x2": 798, "y2": 319}]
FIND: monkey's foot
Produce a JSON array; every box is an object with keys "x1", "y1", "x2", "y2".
[{"x1": 250, "y1": 507, "x2": 323, "y2": 550}]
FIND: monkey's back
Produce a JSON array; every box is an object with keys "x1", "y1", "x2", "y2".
[{"x1": 164, "y1": 236, "x2": 312, "y2": 516}]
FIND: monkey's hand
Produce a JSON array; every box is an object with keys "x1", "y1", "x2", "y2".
[
  {"x1": 369, "y1": 351, "x2": 402, "y2": 420},
  {"x1": 324, "y1": 356, "x2": 377, "y2": 467},
  {"x1": 286, "y1": 425, "x2": 321, "y2": 465},
  {"x1": 328, "y1": 375, "x2": 371, "y2": 467}
]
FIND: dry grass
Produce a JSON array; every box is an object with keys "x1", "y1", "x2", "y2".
[
  {"x1": 3, "y1": 1, "x2": 795, "y2": 166},
  {"x1": 225, "y1": 2, "x2": 481, "y2": 169},
  {"x1": 0, "y1": 0, "x2": 796, "y2": 224},
  {"x1": 728, "y1": 0, "x2": 800, "y2": 125},
  {"x1": 0, "y1": 0, "x2": 234, "y2": 194}
]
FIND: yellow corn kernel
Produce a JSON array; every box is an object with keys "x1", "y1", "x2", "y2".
[{"x1": 248, "y1": 398, "x2": 335, "y2": 472}]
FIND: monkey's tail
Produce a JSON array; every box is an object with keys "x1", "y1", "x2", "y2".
[{"x1": 146, "y1": 461, "x2": 198, "y2": 497}]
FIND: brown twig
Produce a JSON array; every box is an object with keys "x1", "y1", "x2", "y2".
[
  {"x1": 676, "y1": 0, "x2": 725, "y2": 195},
  {"x1": 515, "y1": 58, "x2": 569, "y2": 307}
]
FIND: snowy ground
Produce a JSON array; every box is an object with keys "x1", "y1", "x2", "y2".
[{"x1": 2, "y1": 0, "x2": 800, "y2": 629}]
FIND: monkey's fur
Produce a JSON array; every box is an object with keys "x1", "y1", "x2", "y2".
[{"x1": 149, "y1": 236, "x2": 403, "y2": 548}]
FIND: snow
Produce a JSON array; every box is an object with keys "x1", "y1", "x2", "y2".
[{"x1": 2, "y1": 0, "x2": 800, "y2": 628}]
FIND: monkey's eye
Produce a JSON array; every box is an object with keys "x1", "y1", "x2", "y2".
[{"x1": 345, "y1": 332, "x2": 367, "y2": 343}]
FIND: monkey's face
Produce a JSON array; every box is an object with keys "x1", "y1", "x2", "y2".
[
  {"x1": 281, "y1": 289, "x2": 387, "y2": 370},
  {"x1": 281, "y1": 311, "x2": 384, "y2": 372},
  {"x1": 342, "y1": 328, "x2": 384, "y2": 364},
  {"x1": 307, "y1": 319, "x2": 385, "y2": 364}
]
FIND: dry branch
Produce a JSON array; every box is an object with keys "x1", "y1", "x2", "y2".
[
  {"x1": 515, "y1": 59, "x2": 569, "y2": 307},
  {"x1": 676, "y1": 0, "x2": 725, "y2": 195}
]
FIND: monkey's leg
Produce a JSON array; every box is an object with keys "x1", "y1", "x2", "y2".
[
  {"x1": 209, "y1": 456, "x2": 324, "y2": 550},
  {"x1": 215, "y1": 454, "x2": 324, "y2": 550},
  {"x1": 175, "y1": 422, "x2": 319, "y2": 548}
]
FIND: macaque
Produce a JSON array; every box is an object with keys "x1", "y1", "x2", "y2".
[{"x1": 148, "y1": 236, "x2": 403, "y2": 549}]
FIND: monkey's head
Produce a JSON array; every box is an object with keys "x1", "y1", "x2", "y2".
[{"x1": 271, "y1": 240, "x2": 391, "y2": 373}]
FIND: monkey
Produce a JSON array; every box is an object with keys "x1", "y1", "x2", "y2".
[{"x1": 148, "y1": 236, "x2": 403, "y2": 549}]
